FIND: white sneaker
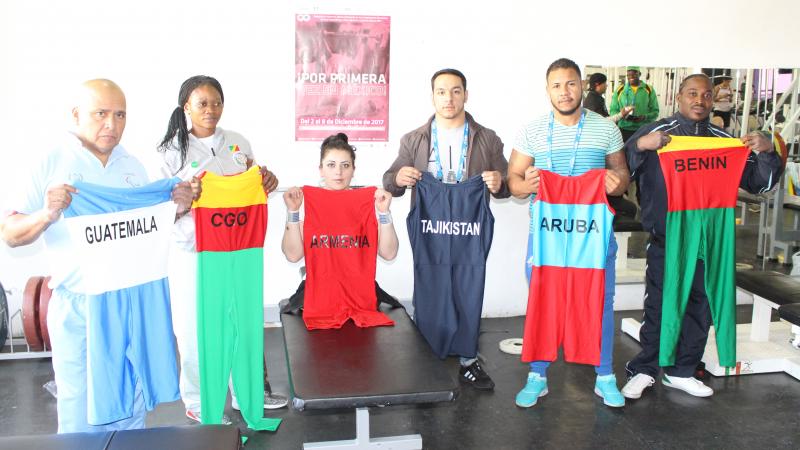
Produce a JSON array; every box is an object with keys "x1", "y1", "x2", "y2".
[
  {"x1": 662, "y1": 375, "x2": 713, "y2": 397},
  {"x1": 231, "y1": 392, "x2": 289, "y2": 411},
  {"x1": 621, "y1": 373, "x2": 655, "y2": 399},
  {"x1": 186, "y1": 409, "x2": 232, "y2": 425}
]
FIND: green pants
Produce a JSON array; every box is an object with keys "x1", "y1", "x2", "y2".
[
  {"x1": 197, "y1": 248, "x2": 281, "y2": 431},
  {"x1": 660, "y1": 208, "x2": 737, "y2": 368}
]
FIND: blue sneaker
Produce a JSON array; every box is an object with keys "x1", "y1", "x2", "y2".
[
  {"x1": 594, "y1": 374, "x2": 625, "y2": 407},
  {"x1": 515, "y1": 372, "x2": 548, "y2": 408}
]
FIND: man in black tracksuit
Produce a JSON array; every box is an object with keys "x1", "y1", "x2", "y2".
[{"x1": 620, "y1": 74, "x2": 783, "y2": 399}]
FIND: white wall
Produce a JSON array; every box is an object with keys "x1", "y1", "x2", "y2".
[{"x1": 1, "y1": 0, "x2": 799, "y2": 320}]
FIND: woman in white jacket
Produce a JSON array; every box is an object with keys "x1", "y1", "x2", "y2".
[{"x1": 157, "y1": 75, "x2": 287, "y2": 424}]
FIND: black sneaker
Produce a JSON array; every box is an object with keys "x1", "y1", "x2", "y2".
[{"x1": 459, "y1": 361, "x2": 495, "y2": 391}]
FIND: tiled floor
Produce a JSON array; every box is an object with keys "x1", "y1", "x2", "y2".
[{"x1": 1, "y1": 207, "x2": 798, "y2": 449}]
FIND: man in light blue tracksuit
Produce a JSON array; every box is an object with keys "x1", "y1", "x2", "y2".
[{"x1": 0, "y1": 79, "x2": 194, "y2": 433}]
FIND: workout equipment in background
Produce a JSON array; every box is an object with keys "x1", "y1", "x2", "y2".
[
  {"x1": 1, "y1": 275, "x2": 54, "y2": 359},
  {"x1": 22, "y1": 276, "x2": 44, "y2": 351},
  {"x1": 38, "y1": 278, "x2": 52, "y2": 350},
  {"x1": 499, "y1": 338, "x2": 523, "y2": 355},
  {"x1": 0, "y1": 281, "x2": 8, "y2": 350}
]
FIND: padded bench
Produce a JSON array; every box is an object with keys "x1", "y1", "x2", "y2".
[
  {"x1": 0, "y1": 425, "x2": 241, "y2": 450},
  {"x1": 282, "y1": 305, "x2": 457, "y2": 448},
  {"x1": 612, "y1": 214, "x2": 644, "y2": 273},
  {"x1": 736, "y1": 269, "x2": 800, "y2": 342},
  {"x1": 612, "y1": 215, "x2": 643, "y2": 233},
  {"x1": 737, "y1": 191, "x2": 764, "y2": 225},
  {"x1": 779, "y1": 303, "x2": 800, "y2": 326},
  {"x1": 623, "y1": 245, "x2": 800, "y2": 378}
]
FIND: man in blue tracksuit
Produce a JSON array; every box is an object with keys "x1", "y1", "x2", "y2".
[{"x1": 621, "y1": 74, "x2": 782, "y2": 400}]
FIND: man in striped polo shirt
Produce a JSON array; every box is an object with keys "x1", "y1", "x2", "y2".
[{"x1": 507, "y1": 58, "x2": 630, "y2": 408}]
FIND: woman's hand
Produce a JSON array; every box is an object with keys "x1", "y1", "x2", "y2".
[
  {"x1": 374, "y1": 188, "x2": 392, "y2": 213},
  {"x1": 283, "y1": 187, "x2": 303, "y2": 211}
]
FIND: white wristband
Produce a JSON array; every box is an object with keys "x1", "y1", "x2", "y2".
[
  {"x1": 287, "y1": 210, "x2": 300, "y2": 223},
  {"x1": 378, "y1": 211, "x2": 392, "y2": 225}
]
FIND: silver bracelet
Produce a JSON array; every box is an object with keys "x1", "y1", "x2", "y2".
[
  {"x1": 378, "y1": 211, "x2": 392, "y2": 225},
  {"x1": 287, "y1": 210, "x2": 300, "y2": 223}
]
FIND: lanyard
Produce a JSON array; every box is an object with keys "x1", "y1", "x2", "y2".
[
  {"x1": 546, "y1": 110, "x2": 585, "y2": 177},
  {"x1": 431, "y1": 119, "x2": 469, "y2": 182},
  {"x1": 625, "y1": 83, "x2": 636, "y2": 107}
]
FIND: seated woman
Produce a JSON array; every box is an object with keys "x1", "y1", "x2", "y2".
[
  {"x1": 282, "y1": 132, "x2": 398, "y2": 261},
  {"x1": 281, "y1": 133, "x2": 399, "y2": 329}
]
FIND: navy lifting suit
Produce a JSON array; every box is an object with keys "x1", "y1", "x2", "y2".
[{"x1": 407, "y1": 172, "x2": 494, "y2": 359}]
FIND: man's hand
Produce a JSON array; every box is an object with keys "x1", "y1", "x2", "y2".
[
  {"x1": 742, "y1": 131, "x2": 774, "y2": 153},
  {"x1": 374, "y1": 188, "x2": 392, "y2": 213},
  {"x1": 636, "y1": 131, "x2": 671, "y2": 151},
  {"x1": 621, "y1": 105, "x2": 634, "y2": 118},
  {"x1": 260, "y1": 166, "x2": 279, "y2": 193},
  {"x1": 481, "y1": 170, "x2": 502, "y2": 194},
  {"x1": 604, "y1": 170, "x2": 623, "y2": 195},
  {"x1": 171, "y1": 181, "x2": 194, "y2": 215},
  {"x1": 283, "y1": 187, "x2": 303, "y2": 211},
  {"x1": 43, "y1": 184, "x2": 77, "y2": 223},
  {"x1": 523, "y1": 166, "x2": 541, "y2": 195},
  {"x1": 395, "y1": 166, "x2": 422, "y2": 188}
]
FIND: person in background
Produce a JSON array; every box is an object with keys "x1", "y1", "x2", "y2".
[
  {"x1": 610, "y1": 66, "x2": 660, "y2": 142},
  {"x1": 713, "y1": 76, "x2": 734, "y2": 131},
  {"x1": 584, "y1": 73, "x2": 634, "y2": 123}
]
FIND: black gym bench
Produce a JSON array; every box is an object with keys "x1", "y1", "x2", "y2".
[
  {"x1": 611, "y1": 213, "x2": 645, "y2": 275},
  {"x1": 281, "y1": 305, "x2": 457, "y2": 449},
  {"x1": 735, "y1": 270, "x2": 800, "y2": 341},
  {"x1": 622, "y1": 269, "x2": 800, "y2": 379},
  {"x1": 701, "y1": 269, "x2": 800, "y2": 379},
  {"x1": 0, "y1": 424, "x2": 241, "y2": 450},
  {"x1": 779, "y1": 303, "x2": 800, "y2": 328}
]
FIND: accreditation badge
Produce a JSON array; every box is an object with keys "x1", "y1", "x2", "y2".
[{"x1": 233, "y1": 152, "x2": 248, "y2": 167}]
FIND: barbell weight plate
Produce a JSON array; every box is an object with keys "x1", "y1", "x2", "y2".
[
  {"x1": 38, "y1": 276, "x2": 52, "y2": 350},
  {"x1": 22, "y1": 276, "x2": 44, "y2": 351},
  {"x1": 499, "y1": 338, "x2": 524, "y2": 355},
  {"x1": 0, "y1": 281, "x2": 8, "y2": 349}
]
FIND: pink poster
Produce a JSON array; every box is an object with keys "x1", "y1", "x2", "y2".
[{"x1": 295, "y1": 14, "x2": 390, "y2": 142}]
